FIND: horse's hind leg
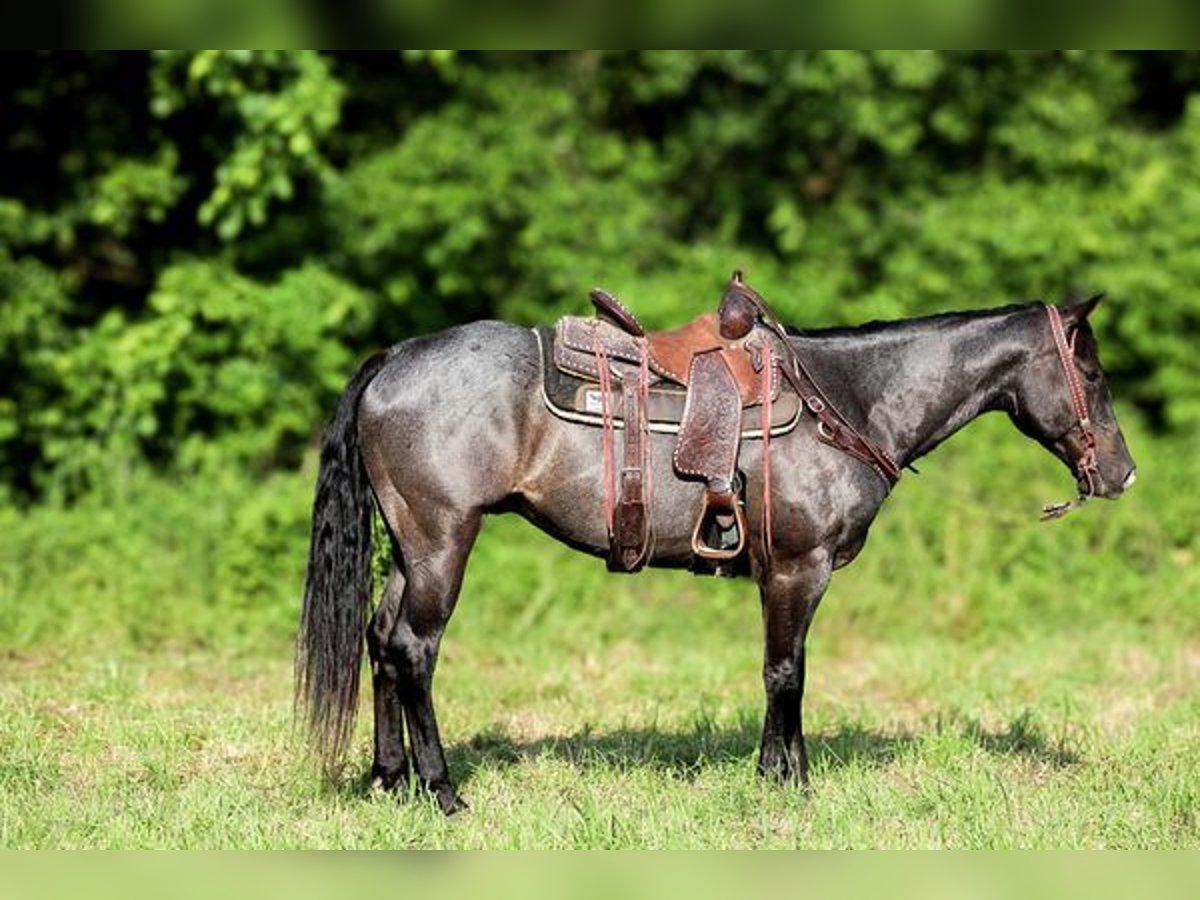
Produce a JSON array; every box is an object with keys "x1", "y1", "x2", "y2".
[
  {"x1": 372, "y1": 512, "x2": 481, "y2": 814},
  {"x1": 366, "y1": 565, "x2": 409, "y2": 793}
]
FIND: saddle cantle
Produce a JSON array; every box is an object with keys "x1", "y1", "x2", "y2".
[{"x1": 538, "y1": 270, "x2": 900, "y2": 576}]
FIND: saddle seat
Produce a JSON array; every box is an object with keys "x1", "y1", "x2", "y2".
[{"x1": 591, "y1": 280, "x2": 767, "y2": 403}]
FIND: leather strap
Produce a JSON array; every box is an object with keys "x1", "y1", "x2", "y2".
[
  {"x1": 760, "y1": 340, "x2": 774, "y2": 562},
  {"x1": 592, "y1": 327, "x2": 653, "y2": 572},
  {"x1": 720, "y1": 271, "x2": 900, "y2": 488},
  {"x1": 1041, "y1": 304, "x2": 1099, "y2": 520},
  {"x1": 613, "y1": 348, "x2": 652, "y2": 570},
  {"x1": 592, "y1": 326, "x2": 616, "y2": 535}
]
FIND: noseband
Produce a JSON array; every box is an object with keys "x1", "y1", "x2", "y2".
[{"x1": 1040, "y1": 303, "x2": 1100, "y2": 520}]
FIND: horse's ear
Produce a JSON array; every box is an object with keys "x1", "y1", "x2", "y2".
[{"x1": 1066, "y1": 293, "x2": 1104, "y2": 322}]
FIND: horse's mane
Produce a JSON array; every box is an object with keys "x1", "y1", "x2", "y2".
[{"x1": 785, "y1": 301, "x2": 1039, "y2": 340}]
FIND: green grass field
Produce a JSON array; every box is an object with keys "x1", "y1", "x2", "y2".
[{"x1": 1, "y1": 415, "x2": 1196, "y2": 848}]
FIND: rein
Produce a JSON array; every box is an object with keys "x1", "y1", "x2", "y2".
[{"x1": 1040, "y1": 303, "x2": 1100, "y2": 520}]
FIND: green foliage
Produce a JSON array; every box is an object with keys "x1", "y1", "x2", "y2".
[
  {"x1": 3, "y1": 51, "x2": 1199, "y2": 497},
  {"x1": 0, "y1": 466, "x2": 310, "y2": 651},
  {"x1": 326, "y1": 68, "x2": 674, "y2": 331},
  {"x1": 151, "y1": 51, "x2": 343, "y2": 241},
  {"x1": 83, "y1": 146, "x2": 187, "y2": 237},
  {"x1": 0, "y1": 249, "x2": 71, "y2": 500},
  {"x1": 36, "y1": 260, "x2": 372, "y2": 495}
]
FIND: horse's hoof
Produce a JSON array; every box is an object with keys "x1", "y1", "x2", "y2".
[
  {"x1": 369, "y1": 766, "x2": 409, "y2": 796},
  {"x1": 434, "y1": 784, "x2": 469, "y2": 816},
  {"x1": 756, "y1": 756, "x2": 809, "y2": 788}
]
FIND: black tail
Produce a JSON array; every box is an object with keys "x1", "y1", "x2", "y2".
[{"x1": 295, "y1": 349, "x2": 391, "y2": 772}]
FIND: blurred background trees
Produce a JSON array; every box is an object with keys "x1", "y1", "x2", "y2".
[{"x1": 3, "y1": 51, "x2": 1198, "y2": 504}]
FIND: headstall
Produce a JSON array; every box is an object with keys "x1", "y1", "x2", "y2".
[{"x1": 1040, "y1": 303, "x2": 1100, "y2": 520}]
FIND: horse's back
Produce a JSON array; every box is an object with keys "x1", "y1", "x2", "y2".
[{"x1": 363, "y1": 320, "x2": 539, "y2": 410}]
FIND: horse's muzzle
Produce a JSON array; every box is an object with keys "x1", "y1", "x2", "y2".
[
  {"x1": 1091, "y1": 464, "x2": 1137, "y2": 500},
  {"x1": 1120, "y1": 466, "x2": 1137, "y2": 492}
]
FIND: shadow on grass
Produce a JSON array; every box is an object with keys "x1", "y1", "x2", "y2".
[
  {"x1": 446, "y1": 708, "x2": 1079, "y2": 786},
  {"x1": 959, "y1": 709, "x2": 1080, "y2": 768}
]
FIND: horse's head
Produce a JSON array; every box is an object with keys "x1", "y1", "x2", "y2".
[{"x1": 1012, "y1": 296, "x2": 1137, "y2": 515}]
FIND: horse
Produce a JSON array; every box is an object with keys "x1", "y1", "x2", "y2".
[{"x1": 296, "y1": 293, "x2": 1136, "y2": 813}]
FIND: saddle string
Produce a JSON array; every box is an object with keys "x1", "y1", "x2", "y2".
[
  {"x1": 760, "y1": 340, "x2": 774, "y2": 562},
  {"x1": 592, "y1": 326, "x2": 616, "y2": 535},
  {"x1": 638, "y1": 336, "x2": 655, "y2": 557}
]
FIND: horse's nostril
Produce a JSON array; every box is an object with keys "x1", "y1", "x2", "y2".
[{"x1": 1121, "y1": 467, "x2": 1137, "y2": 490}]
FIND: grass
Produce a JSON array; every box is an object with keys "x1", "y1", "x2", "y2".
[
  {"x1": 1, "y1": 613, "x2": 1195, "y2": 848},
  {"x1": 0, "y1": 414, "x2": 1197, "y2": 848}
]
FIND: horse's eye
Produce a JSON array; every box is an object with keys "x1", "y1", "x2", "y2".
[{"x1": 1082, "y1": 368, "x2": 1102, "y2": 384}]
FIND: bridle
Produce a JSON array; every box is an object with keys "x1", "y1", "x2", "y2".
[{"x1": 1040, "y1": 303, "x2": 1100, "y2": 520}]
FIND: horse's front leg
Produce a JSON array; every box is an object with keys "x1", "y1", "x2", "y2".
[{"x1": 757, "y1": 549, "x2": 832, "y2": 785}]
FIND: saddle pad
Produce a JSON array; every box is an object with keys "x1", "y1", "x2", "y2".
[{"x1": 535, "y1": 327, "x2": 800, "y2": 438}]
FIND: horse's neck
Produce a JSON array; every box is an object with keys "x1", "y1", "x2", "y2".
[{"x1": 796, "y1": 306, "x2": 1038, "y2": 468}]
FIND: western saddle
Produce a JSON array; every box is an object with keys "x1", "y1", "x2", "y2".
[{"x1": 541, "y1": 271, "x2": 900, "y2": 575}]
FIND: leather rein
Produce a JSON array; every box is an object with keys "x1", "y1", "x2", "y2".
[{"x1": 1040, "y1": 303, "x2": 1100, "y2": 520}]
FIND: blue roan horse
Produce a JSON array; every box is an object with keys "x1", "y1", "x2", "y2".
[{"x1": 297, "y1": 288, "x2": 1135, "y2": 813}]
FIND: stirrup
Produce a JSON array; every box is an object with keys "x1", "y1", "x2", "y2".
[{"x1": 691, "y1": 490, "x2": 747, "y2": 561}]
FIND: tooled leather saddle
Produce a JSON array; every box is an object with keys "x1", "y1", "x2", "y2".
[{"x1": 537, "y1": 271, "x2": 900, "y2": 575}]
